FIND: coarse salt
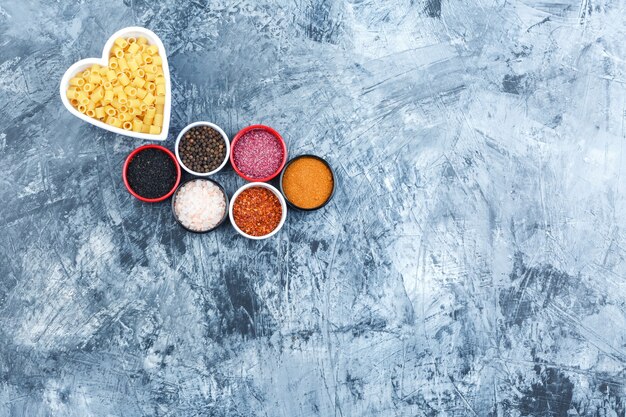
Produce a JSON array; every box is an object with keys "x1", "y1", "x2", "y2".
[
  {"x1": 232, "y1": 129, "x2": 284, "y2": 179},
  {"x1": 174, "y1": 180, "x2": 226, "y2": 232}
]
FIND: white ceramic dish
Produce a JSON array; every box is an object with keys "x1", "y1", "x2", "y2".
[
  {"x1": 59, "y1": 27, "x2": 171, "y2": 141},
  {"x1": 229, "y1": 182, "x2": 287, "y2": 240},
  {"x1": 175, "y1": 122, "x2": 230, "y2": 176}
]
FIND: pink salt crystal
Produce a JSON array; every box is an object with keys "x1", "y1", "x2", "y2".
[{"x1": 232, "y1": 129, "x2": 284, "y2": 179}]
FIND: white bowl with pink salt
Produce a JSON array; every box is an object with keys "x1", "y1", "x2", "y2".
[{"x1": 171, "y1": 179, "x2": 228, "y2": 233}]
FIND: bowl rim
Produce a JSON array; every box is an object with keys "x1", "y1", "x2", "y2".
[
  {"x1": 279, "y1": 154, "x2": 336, "y2": 211},
  {"x1": 171, "y1": 178, "x2": 230, "y2": 233},
  {"x1": 122, "y1": 144, "x2": 181, "y2": 203},
  {"x1": 229, "y1": 124, "x2": 288, "y2": 182},
  {"x1": 174, "y1": 121, "x2": 230, "y2": 176},
  {"x1": 59, "y1": 26, "x2": 171, "y2": 141},
  {"x1": 229, "y1": 182, "x2": 287, "y2": 240}
]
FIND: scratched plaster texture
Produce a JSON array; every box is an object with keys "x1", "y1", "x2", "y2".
[{"x1": 1, "y1": 0, "x2": 626, "y2": 416}]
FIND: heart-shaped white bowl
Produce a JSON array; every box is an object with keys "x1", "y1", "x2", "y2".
[{"x1": 59, "y1": 27, "x2": 171, "y2": 141}]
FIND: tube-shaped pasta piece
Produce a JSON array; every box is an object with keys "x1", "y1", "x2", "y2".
[
  {"x1": 92, "y1": 87, "x2": 104, "y2": 102},
  {"x1": 132, "y1": 118, "x2": 143, "y2": 132},
  {"x1": 89, "y1": 72, "x2": 102, "y2": 84},
  {"x1": 123, "y1": 121, "x2": 133, "y2": 130},
  {"x1": 155, "y1": 76, "x2": 165, "y2": 85},
  {"x1": 155, "y1": 104, "x2": 164, "y2": 115},
  {"x1": 118, "y1": 93, "x2": 128, "y2": 105},
  {"x1": 137, "y1": 69, "x2": 146, "y2": 79},
  {"x1": 81, "y1": 70, "x2": 91, "y2": 79},
  {"x1": 153, "y1": 114, "x2": 163, "y2": 127},
  {"x1": 83, "y1": 83, "x2": 93, "y2": 93},
  {"x1": 106, "y1": 69, "x2": 117, "y2": 82},
  {"x1": 110, "y1": 78, "x2": 119, "y2": 86},
  {"x1": 149, "y1": 125, "x2": 160, "y2": 135},
  {"x1": 69, "y1": 77, "x2": 85, "y2": 87},
  {"x1": 105, "y1": 115, "x2": 116, "y2": 125},
  {"x1": 111, "y1": 99, "x2": 122, "y2": 109},
  {"x1": 136, "y1": 88, "x2": 147, "y2": 100},
  {"x1": 90, "y1": 64, "x2": 101, "y2": 73},
  {"x1": 103, "y1": 90, "x2": 114, "y2": 104},
  {"x1": 87, "y1": 100, "x2": 96, "y2": 111},
  {"x1": 118, "y1": 73, "x2": 131, "y2": 86},
  {"x1": 128, "y1": 107, "x2": 137, "y2": 116},
  {"x1": 66, "y1": 89, "x2": 77, "y2": 99},
  {"x1": 78, "y1": 104, "x2": 87, "y2": 113},
  {"x1": 95, "y1": 107, "x2": 105, "y2": 119},
  {"x1": 146, "y1": 82, "x2": 156, "y2": 92},
  {"x1": 111, "y1": 46, "x2": 124, "y2": 58},
  {"x1": 103, "y1": 81, "x2": 112, "y2": 90},
  {"x1": 146, "y1": 45, "x2": 158, "y2": 55},
  {"x1": 154, "y1": 96, "x2": 165, "y2": 106},
  {"x1": 114, "y1": 38, "x2": 128, "y2": 48},
  {"x1": 99, "y1": 66, "x2": 108, "y2": 76},
  {"x1": 118, "y1": 57, "x2": 128, "y2": 71},
  {"x1": 131, "y1": 77, "x2": 145, "y2": 88},
  {"x1": 76, "y1": 91, "x2": 89, "y2": 105},
  {"x1": 113, "y1": 85, "x2": 124, "y2": 95},
  {"x1": 105, "y1": 106, "x2": 116, "y2": 116},
  {"x1": 123, "y1": 86, "x2": 137, "y2": 97},
  {"x1": 143, "y1": 92, "x2": 155, "y2": 105},
  {"x1": 86, "y1": 109, "x2": 96, "y2": 118},
  {"x1": 70, "y1": 99, "x2": 79, "y2": 107},
  {"x1": 152, "y1": 55, "x2": 162, "y2": 66},
  {"x1": 118, "y1": 112, "x2": 129, "y2": 122},
  {"x1": 136, "y1": 37, "x2": 148, "y2": 45},
  {"x1": 144, "y1": 64, "x2": 157, "y2": 74},
  {"x1": 156, "y1": 84, "x2": 166, "y2": 97},
  {"x1": 145, "y1": 106, "x2": 156, "y2": 120},
  {"x1": 109, "y1": 57, "x2": 119, "y2": 70},
  {"x1": 119, "y1": 105, "x2": 128, "y2": 114},
  {"x1": 133, "y1": 54, "x2": 143, "y2": 66},
  {"x1": 145, "y1": 72, "x2": 155, "y2": 81},
  {"x1": 127, "y1": 36, "x2": 137, "y2": 44},
  {"x1": 140, "y1": 103, "x2": 148, "y2": 112},
  {"x1": 129, "y1": 98, "x2": 141, "y2": 109},
  {"x1": 128, "y1": 43, "x2": 140, "y2": 54},
  {"x1": 141, "y1": 124, "x2": 151, "y2": 134},
  {"x1": 112, "y1": 117, "x2": 123, "y2": 128},
  {"x1": 128, "y1": 60, "x2": 139, "y2": 72},
  {"x1": 144, "y1": 55, "x2": 153, "y2": 64}
]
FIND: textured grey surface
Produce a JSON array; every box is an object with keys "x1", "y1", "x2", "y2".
[{"x1": 1, "y1": 0, "x2": 626, "y2": 416}]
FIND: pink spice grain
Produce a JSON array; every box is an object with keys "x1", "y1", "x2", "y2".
[{"x1": 232, "y1": 129, "x2": 284, "y2": 179}]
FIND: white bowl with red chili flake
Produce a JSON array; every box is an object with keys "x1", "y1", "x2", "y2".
[{"x1": 229, "y1": 182, "x2": 287, "y2": 240}]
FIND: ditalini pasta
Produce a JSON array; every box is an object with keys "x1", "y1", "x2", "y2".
[{"x1": 66, "y1": 36, "x2": 166, "y2": 134}]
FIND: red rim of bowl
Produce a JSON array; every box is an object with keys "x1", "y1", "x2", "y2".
[
  {"x1": 230, "y1": 124, "x2": 288, "y2": 182},
  {"x1": 122, "y1": 144, "x2": 182, "y2": 203}
]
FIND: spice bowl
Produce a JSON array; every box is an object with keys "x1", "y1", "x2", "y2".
[
  {"x1": 123, "y1": 144, "x2": 181, "y2": 203},
  {"x1": 279, "y1": 154, "x2": 336, "y2": 211},
  {"x1": 175, "y1": 121, "x2": 230, "y2": 176},
  {"x1": 230, "y1": 124, "x2": 287, "y2": 182},
  {"x1": 171, "y1": 178, "x2": 229, "y2": 233},
  {"x1": 229, "y1": 182, "x2": 287, "y2": 240}
]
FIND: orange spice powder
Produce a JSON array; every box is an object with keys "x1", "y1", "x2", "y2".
[{"x1": 282, "y1": 157, "x2": 333, "y2": 209}]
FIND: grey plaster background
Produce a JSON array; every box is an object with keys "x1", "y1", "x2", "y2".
[{"x1": 1, "y1": 0, "x2": 626, "y2": 416}]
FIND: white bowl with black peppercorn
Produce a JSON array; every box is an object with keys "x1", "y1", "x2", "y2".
[{"x1": 175, "y1": 121, "x2": 230, "y2": 177}]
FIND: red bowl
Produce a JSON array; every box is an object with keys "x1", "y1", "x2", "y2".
[
  {"x1": 230, "y1": 124, "x2": 288, "y2": 182},
  {"x1": 122, "y1": 144, "x2": 182, "y2": 203}
]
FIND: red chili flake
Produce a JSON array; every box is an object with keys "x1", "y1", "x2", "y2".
[
  {"x1": 233, "y1": 187, "x2": 282, "y2": 236},
  {"x1": 232, "y1": 129, "x2": 284, "y2": 179}
]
